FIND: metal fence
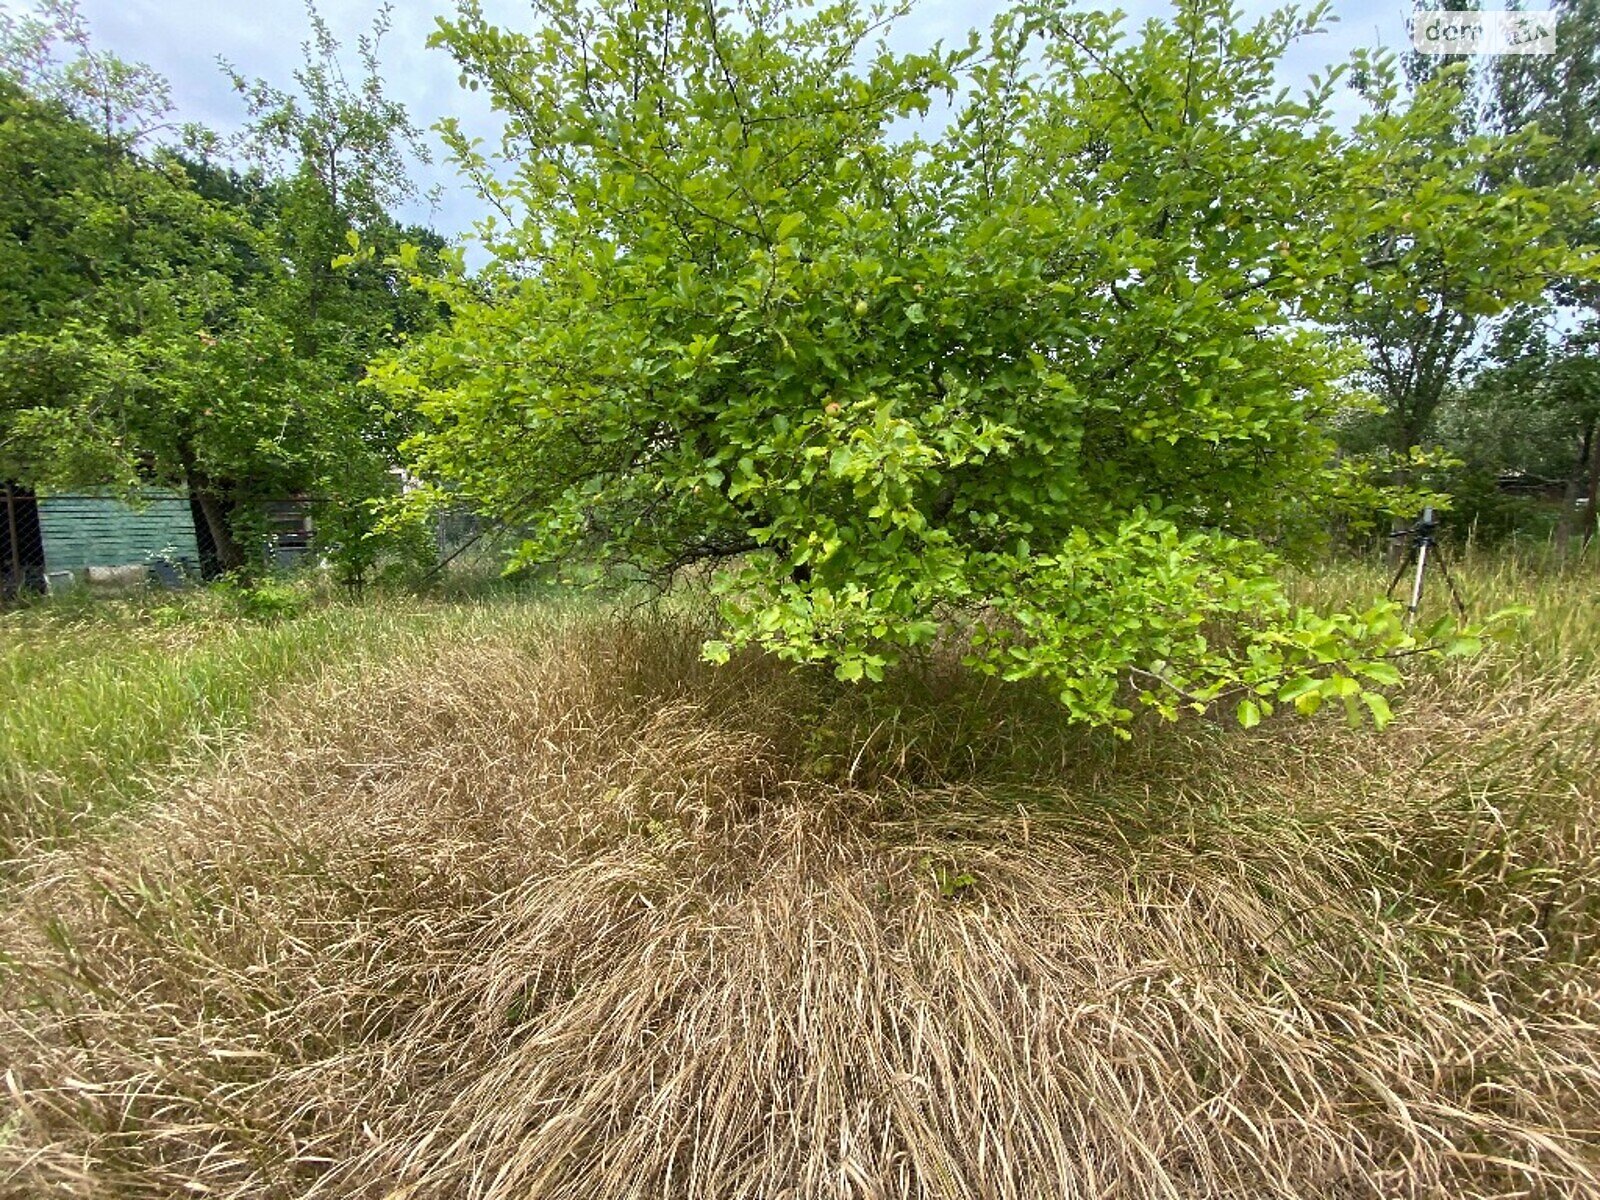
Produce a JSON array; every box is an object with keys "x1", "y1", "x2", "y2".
[{"x1": 2, "y1": 482, "x2": 47, "y2": 598}]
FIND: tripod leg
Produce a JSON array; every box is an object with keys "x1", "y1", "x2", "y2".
[
  {"x1": 1407, "y1": 543, "x2": 1429, "y2": 630},
  {"x1": 1385, "y1": 547, "x2": 1412, "y2": 601},
  {"x1": 1432, "y1": 547, "x2": 1469, "y2": 620}
]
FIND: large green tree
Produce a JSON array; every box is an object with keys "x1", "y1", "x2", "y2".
[
  {"x1": 0, "y1": 1, "x2": 441, "y2": 579},
  {"x1": 1494, "y1": 0, "x2": 1599, "y2": 303},
  {"x1": 1329, "y1": 24, "x2": 1591, "y2": 469},
  {"x1": 224, "y1": 2, "x2": 447, "y2": 582},
  {"x1": 0, "y1": 66, "x2": 303, "y2": 546},
  {"x1": 1438, "y1": 315, "x2": 1600, "y2": 547},
  {"x1": 1486, "y1": 0, "x2": 1600, "y2": 547},
  {"x1": 381, "y1": 0, "x2": 1582, "y2": 727}
]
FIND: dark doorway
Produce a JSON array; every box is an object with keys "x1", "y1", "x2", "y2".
[{"x1": 1, "y1": 482, "x2": 46, "y2": 599}]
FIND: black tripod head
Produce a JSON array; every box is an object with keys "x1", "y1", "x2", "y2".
[{"x1": 1389, "y1": 506, "x2": 1439, "y2": 551}]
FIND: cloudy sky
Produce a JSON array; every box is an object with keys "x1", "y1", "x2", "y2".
[{"x1": 37, "y1": 0, "x2": 1412, "y2": 240}]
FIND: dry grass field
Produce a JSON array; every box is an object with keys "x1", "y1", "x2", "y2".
[{"x1": 2, "y1": 559, "x2": 1599, "y2": 1198}]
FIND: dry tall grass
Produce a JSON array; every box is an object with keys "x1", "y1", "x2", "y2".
[{"x1": 3, "y1": 579, "x2": 1600, "y2": 1198}]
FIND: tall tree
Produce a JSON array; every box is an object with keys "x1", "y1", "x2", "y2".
[
  {"x1": 0, "y1": 0, "x2": 442, "y2": 579},
  {"x1": 1330, "y1": 27, "x2": 1582, "y2": 467},
  {"x1": 1441, "y1": 314, "x2": 1600, "y2": 546},
  {"x1": 1494, "y1": 0, "x2": 1599, "y2": 298},
  {"x1": 0, "y1": 45, "x2": 297, "y2": 540},
  {"x1": 1489, "y1": 0, "x2": 1600, "y2": 547},
  {"x1": 224, "y1": 2, "x2": 445, "y2": 583}
]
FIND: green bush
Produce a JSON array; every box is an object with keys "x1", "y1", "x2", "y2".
[{"x1": 214, "y1": 577, "x2": 306, "y2": 623}]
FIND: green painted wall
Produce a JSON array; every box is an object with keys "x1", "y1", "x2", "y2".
[{"x1": 37, "y1": 490, "x2": 200, "y2": 574}]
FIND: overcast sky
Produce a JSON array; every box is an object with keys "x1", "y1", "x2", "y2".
[{"x1": 30, "y1": 0, "x2": 1413, "y2": 240}]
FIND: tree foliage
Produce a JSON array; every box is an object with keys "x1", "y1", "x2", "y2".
[
  {"x1": 1329, "y1": 35, "x2": 1591, "y2": 462},
  {"x1": 1477, "y1": 0, "x2": 1600, "y2": 547},
  {"x1": 1493, "y1": 0, "x2": 1600, "y2": 308},
  {"x1": 375, "y1": 0, "x2": 1579, "y2": 726},
  {"x1": 0, "y1": 1, "x2": 441, "y2": 581},
  {"x1": 223, "y1": 2, "x2": 447, "y2": 582},
  {"x1": 1438, "y1": 314, "x2": 1600, "y2": 546}
]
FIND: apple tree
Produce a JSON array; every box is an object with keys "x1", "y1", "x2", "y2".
[{"x1": 380, "y1": 0, "x2": 1574, "y2": 726}]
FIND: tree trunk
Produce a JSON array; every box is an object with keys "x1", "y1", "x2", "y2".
[
  {"x1": 4, "y1": 483, "x2": 20, "y2": 594},
  {"x1": 188, "y1": 472, "x2": 247, "y2": 576},
  {"x1": 1555, "y1": 423, "x2": 1594, "y2": 562},
  {"x1": 1585, "y1": 416, "x2": 1600, "y2": 548},
  {"x1": 1385, "y1": 454, "x2": 1417, "y2": 572},
  {"x1": 1381, "y1": 404, "x2": 1435, "y2": 570}
]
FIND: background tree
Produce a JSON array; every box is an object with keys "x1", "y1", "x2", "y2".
[
  {"x1": 1493, "y1": 0, "x2": 1598, "y2": 305},
  {"x1": 1328, "y1": 27, "x2": 1584, "y2": 470},
  {"x1": 1436, "y1": 315, "x2": 1600, "y2": 547},
  {"x1": 0, "y1": 0, "x2": 443, "y2": 580},
  {"x1": 1484, "y1": 0, "x2": 1600, "y2": 549},
  {"x1": 0, "y1": 43, "x2": 295, "y2": 545},
  {"x1": 224, "y1": 2, "x2": 446, "y2": 585},
  {"x1": 382, "y1": 0, "x2": 1584, "y2": 727}
]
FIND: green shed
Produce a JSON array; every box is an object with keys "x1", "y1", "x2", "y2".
[{"x1": 35, "y1": 489, "x2": 201, "y2": 579}]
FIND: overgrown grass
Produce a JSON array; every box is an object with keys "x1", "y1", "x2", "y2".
[
  {"x1": 2, "y1": 559, "x2": 1599, "y2": 1197},
  {"x1": 0, "y1": 586, "x2": 566, "y2": 860},
  {"x1": 1290, "y1": 548, "x2": 1600, "y2": 670}
]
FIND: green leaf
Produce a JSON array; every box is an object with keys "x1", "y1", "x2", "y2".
[
  {"x1": 1361, "y1": 691, "x2": 1394, "y2": 729},
  {"x1": 1293, "y1": 690, "x2": 1323, "y2": 716},
  {"x1": 1329, "y1": 674, "x2": 1361, "y2": 698},
  {"x1": 1237, "y1": 698, "x2": 1262, "y2": 729},
  {"x1": 1355, "y1": 661, "x2": 1403, "y2": 687},
  {"x1": 1277, "y1": 675, "x2": 1321, "y2": 704}
]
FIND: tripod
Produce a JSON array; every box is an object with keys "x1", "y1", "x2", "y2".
[{"x1": 1386, "y1": 507, "x2": 1467, "y2": 631}]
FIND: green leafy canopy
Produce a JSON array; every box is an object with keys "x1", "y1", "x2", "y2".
[
  {"x1": 377, "y1": 0, "x2": 1586, "y2": 728},
  {"x1": 0, "y1": 1, "x2": 446, "y2": 582}
]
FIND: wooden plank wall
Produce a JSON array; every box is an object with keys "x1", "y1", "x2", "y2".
[{"x1": 36, "y1": 491, "x2": 202, "y2": 574}]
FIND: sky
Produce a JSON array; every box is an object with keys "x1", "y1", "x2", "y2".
[{"x1": 34, "y1": 0, "x2": 1414, "y2": 241}]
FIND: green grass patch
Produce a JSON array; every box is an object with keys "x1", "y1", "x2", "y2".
[{"x1": 0, "y1": 589, "x2": 563, "y2": 859}]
